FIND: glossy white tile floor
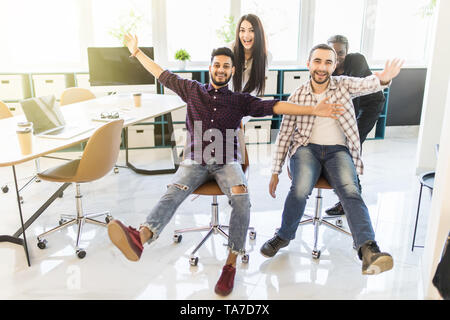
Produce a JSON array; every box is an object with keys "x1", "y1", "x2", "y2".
[{"x1": 0, "y1": 126, "x2": 429, "y2": 300}]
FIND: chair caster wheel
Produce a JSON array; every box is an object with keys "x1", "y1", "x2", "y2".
[
  {"x1": 59, "y1": 219, "x2": 67, "y2": 226},
  {"x1": 249, "y1": 231, "x2": 256, "y2": 240},
  {"x1": 76, "y1": 249, "x2": 86, "y2": 259},
  {"x1": 173, "y1": 234, "x2": 182, "y2": 243},
  {"x1": 37, "y1": 239, "x2": 47, "y2": 249},
  {"x1": 114, "y1": 167, "x2": 119, "y2": 174},
  {"x1": 19, "y1": 196, "x2": 24, "y2": 204},
  {"x1": 105, "y1": 215, "x2": 113, "y2": 224},
  {"x1": 58, "y1": 191, "x2": 64, "y2": 198},
  {"x1": 1, "y1": 185, "x2": 8, "y2": 193},
  {"x1": 312, "y1": 250, "x2": 321, "y2": 259},
  {"x1": 189, "y1": 256, "x2": 198, "y2": 266},
  {"x1": 35, "y1": 178, "x2": 41, "y2": 183},
  {"x1": 241, "y1": 254, "x2": 250, "y2": 264},
  {"x1": 336, "y1": 219, "x2": 343, "y2": 228}
]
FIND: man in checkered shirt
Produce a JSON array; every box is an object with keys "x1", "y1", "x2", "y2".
[{"x1": 260, "y1": 44, "x2": 403, "y2": 275}]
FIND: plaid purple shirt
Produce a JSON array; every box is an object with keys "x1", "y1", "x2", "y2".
[
  {"x1": 159, "y1": 70, "x2": 277, "y2": 165},
  {"x1": 272, "y1": 75, "x2": 390, "y2": 175}
]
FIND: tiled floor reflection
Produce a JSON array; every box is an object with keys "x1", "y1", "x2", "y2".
[{"x1": 0, "y1": 126, "x2": 427, "y2": 299}]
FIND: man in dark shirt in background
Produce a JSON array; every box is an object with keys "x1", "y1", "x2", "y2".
[{"x1": 325, "y1": 35, "x2": 386, "y2": 216}]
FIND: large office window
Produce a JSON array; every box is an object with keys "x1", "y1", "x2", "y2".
[
  {"x1": 312, "y1": 0, "x2": 365, "y2": 53},
  {"x1": 0, "y1": 0, "x2": 81, "y2": 70},
  {"x1": 91, "y1": 0, "x2": 152, "y2": 47},
  {"x1": 241, "y1": 0, "x2": 301, "y2": 62},
  {"x1": 165, "y1": 0, "x2": 230, "y2": 62},
  {"x1": 370, "y1": 0, "x2": 433, "y2": 65}
]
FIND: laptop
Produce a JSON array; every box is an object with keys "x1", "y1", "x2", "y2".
[{"x1": 20, "y1": 95, "x2": 95, "y2": 139}]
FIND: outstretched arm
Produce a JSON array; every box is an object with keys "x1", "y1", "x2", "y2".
[
  {"x1": 273, "y1": 97, "x2": 344, "y2": 119},
  {"x1": 125, "y1": 33, "x2": 164, "y2": 79}
]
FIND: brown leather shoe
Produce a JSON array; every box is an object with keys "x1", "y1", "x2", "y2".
[
  {"x1": 108, "y1": 219, "x2": 143, "y2": 261},
  {"x1": 214, "y1": 264, "x2": 236, "y2": 296}
]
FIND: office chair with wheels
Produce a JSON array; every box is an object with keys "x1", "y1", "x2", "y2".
[
  {"x1": 60, "y1": 87, "x2": 124, "y2": 174},
  {"x1": 1, "y1": 101, "x2": 13, "y2": 194},
  {"x1": 173, "y1": 125, "x2": 256, "y2": 267},
  {"x1": 286, "y1": 165, "x2": 352, "y2": 259},
  {"x1": 36, "y1": 119, "x2": 124, "y2": 258}
]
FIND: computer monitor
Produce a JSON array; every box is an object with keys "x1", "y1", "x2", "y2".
[{"x1": 87, "y1": 47, "x2": 155, "y2": 86}]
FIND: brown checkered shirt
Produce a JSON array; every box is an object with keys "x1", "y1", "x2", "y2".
[{"x1": 272, "y1": 74, "x2": 390, "y2": 175}]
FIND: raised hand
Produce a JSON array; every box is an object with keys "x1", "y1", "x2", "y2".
[
  {"x1": 314, "y1": 97, "x2": 345, "y2": 119},
  {"x1": 124, "y1": 33, "x2": 139, "y2": 57},
  {"x1": 375, "y1": 58, "x2": 404, "y2": 85}
]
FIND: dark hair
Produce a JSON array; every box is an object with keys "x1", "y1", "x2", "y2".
[
  {"x1": 210, "y1": 47, "x2": 235, "y2": 66},
  {"x1": 327, "y1": 34, "x2": 349, "y2": 52},
  {"x1": 232, "y1": 14, "x2": 267, "y2": 95},
  {"x1": 308, "y1": 43, "x2": 337, "y2": 61}
]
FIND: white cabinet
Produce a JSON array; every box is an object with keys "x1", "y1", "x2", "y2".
[
  {"x1": 264, "y1": 70, "x2": 279, "y2": 95},
  {"x1": 244, "y1": 116, "x2": 272, "y2": 144},
  {"x1": 0, "y1": 75, "x2": 26, "y2": 101},
  {"x1": 32, "y1": 74, "x2": 67, "y2": 99},
  {"x1": 127, "y1": 124, "x2": 155, "y2": 148},
  {"x1": 283, "y1": 71, "x2": 310, "y2": 94}
]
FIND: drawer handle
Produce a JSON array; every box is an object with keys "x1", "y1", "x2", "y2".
[
  {"x1": 294, "y1": 76, "x2": 301, "y2": 79},
  {"x1": 136, "y1": 130, "x2": 144, "y2": 133},
  {"x1": 255, "y1": 125, "x2": 262, "y2": 129},
  {"x1": 1, "y1": 80, "x2": 10, "y2": 84},
  {"x1": 45, "y1": 80, "x2": 54, "y2": 83}
]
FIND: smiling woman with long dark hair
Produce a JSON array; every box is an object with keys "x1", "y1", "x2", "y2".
[{"x1": 232, "y1": 14, "x2": 269, "y2": 96}]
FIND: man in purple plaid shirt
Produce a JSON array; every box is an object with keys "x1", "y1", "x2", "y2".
[
  {"x1": 261, "y1": 44, "x2": 403, "y2": 276},
  {"x1": 107, "y1": 34, "x2": 344, "y2": 296}
]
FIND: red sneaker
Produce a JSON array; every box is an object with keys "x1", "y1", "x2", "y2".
[
  {"x1": 214, "y1": 264, "x2": 236, "y2": 296},
  {"x1": 108, "y1": 220, "x2": 143, "y2": 261}
]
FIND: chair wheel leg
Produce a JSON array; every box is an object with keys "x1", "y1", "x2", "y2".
[
  {"x1": 241, "y1": 253, "x2": 250, "y2": 264},
  {"x1": 105, "y1": 215, "x2": 113, "y2": 224},
  {"x1": 189, "y1": 256, "x2": 199, "y2": 266},
  {"x1": 336, "y1": 219, "x2": 343, "y2": 228},
  {"x1": 312, "y1": 250, "x2": 321, "y2": 259},
  {"x1": 249, "y1": 231, "x2": 256, "y2": 240},
  {"x1": 76, "y1": 249, "x2": 86, "y2": 259},
  {"x1": 1, "y1": 185, "x2": 8, "y2": 193},
  {"x1": 173, "y1": 234, "x2": 182, "y2": 243},
  {"x1": 37, "y1": 239, "x2": 47, "y2": 249}
]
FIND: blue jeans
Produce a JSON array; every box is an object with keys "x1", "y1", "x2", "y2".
[
  {"x1": 277, "y1": 144, "x2": 375, "y2": 250},
  {"x1": 142, "y1": 159, "x2": 251, "y2": 254}
]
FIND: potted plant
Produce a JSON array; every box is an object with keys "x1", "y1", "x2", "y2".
[{"x1": 174, "y1": 49, "x2": 191, "y2": 70}]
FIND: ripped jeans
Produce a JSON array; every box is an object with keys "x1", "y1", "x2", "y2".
[{"x1": 142, "y1": 159, "x2": 251, "y2": 255}]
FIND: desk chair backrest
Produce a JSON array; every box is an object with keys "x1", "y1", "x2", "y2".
[
  {"x1": 0, "y1": 100, "x2": 13, "y2": 119},
  {"x1": 74, "y1": 119, "x2": 124, "y2": 182},
  {"x1": 60, "y1": 87, "x2": 96, "y2": 106}
]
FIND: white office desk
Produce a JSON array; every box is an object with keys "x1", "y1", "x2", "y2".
[{"x1": 0, "y1": 93, "x2": 186, "y2": 266}]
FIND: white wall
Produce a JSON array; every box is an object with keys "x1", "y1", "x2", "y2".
[
  {"x1": 422, "y1": 80, "x2": 450, "y2": 300},
  {"x1": 419, "y1": 0, "x2": 450, "y2": 300},
  {"x1": 415, "y1": 0, "x2": 450, "y2": 174}
]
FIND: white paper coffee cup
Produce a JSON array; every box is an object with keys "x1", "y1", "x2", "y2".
[{"x1": 16, "y1": 127, "x2": 33, "y2": 155}]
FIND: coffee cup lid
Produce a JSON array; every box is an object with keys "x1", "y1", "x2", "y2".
[
  {"x1": 133, "y1": 93, "x2": 142, "y2": 96},
  {"x1": 17, "y1": 121, "x2": 33, "y2": 127},
  {"x1": 16, "y1": 127, "x2": 32, "y2": 134}
]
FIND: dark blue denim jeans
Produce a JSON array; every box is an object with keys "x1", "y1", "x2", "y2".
[
  {"x1": 142, "y1": 159, "x2": 251, "y2": 254},
  {"x1": 277, "y1": 144, "x2": 375, "y2": 250}
]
